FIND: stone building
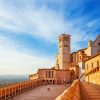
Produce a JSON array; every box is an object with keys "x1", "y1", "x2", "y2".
[
  {"x1": 0, "y1": 34, "x2": 100, "y2": 100},
  {"x1": 70, "y1": 35, "x2": 100, "y2": 81},
  {"x1": 56, "y1": 34, "x2": 70, "y2": 69},
  {"x1": 84, "y1": 35, "x2": 100, "y2": 56},
  {"x1": 29, "y1": 34, "x2": 100, "y2": 84},
  {"x1": 29, "y1": 34, "x2": 71, "y2": 84},
  {"x1": 84, "y1": 53, "x2": 100, "y2": 85}
]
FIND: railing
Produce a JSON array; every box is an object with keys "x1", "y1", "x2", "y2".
[
  {"x1": 55, "y1": 80, "x2": 80, "y2": 100},
  {"x1": 0, "y1": 79, "x2": 43, "y2": 100}
]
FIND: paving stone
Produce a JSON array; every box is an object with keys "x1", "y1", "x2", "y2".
[{"x1": 9, "y1": 85, "x2": 69, "y2": 100}]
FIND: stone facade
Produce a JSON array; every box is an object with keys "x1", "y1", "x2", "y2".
[
  {"x1": 30, "y1": 34, "x2": 100, "y2": 83},
  {"x1": 38, "y1": 69, "x2": 70, "y2": 84},
  {"x1": 85, "y1": 53, "x2": 100, "y2": 85},
  {"x1": 29, "y1": 69, "x2": 70, "y2": 84},
  {"x1": 29, "y1": 34, "x2": 71, "y2": 84},
  {"x1": 0, "y1": 33, "x2": 100, "y2": 100},
  {"x1": 70, "y1": 35, "x2": 100, "y2": 81},
  {"x1": 84, "y1": 35, "x2": 100, "y2": 56}
]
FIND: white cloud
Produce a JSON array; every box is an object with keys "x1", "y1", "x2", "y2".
[
  {"x1": 87, "y1": 19, "x2": 100, "y2": 27},
  {"x1": 0, "y1": 36, "x2": 54, "y2": 75},
  {"x1": 0, "y1": 0, "x2": 99, "y2": 75},
  {"x1": 0, "y1": 0, "x2": 67, "y2": 41},
  {"x1": 0, "y1": 0, "x2": 88, "y2": 43}
]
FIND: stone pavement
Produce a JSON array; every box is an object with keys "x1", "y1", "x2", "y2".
[{"x1": 9, "y1": 85, "x2": 70, "y2": 100}]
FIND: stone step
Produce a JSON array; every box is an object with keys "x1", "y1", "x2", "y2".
[{"x1": 81, "y1": 82, "x2": 100, "y2": 100}]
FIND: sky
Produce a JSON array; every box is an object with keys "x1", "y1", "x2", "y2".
[{"x1": 0, "y1": 0, "x2": 100, "y2": 75}]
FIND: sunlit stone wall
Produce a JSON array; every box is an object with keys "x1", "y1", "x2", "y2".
[{"x1": 85, "y1": 53, "x2": 100, "y2": 85}]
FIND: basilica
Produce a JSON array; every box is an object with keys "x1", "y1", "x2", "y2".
[
  {"x1": 0, "y1": 34, "x2": 100, "y2": 100},
  {"x1": 29, "y1": 34, "x2": 100, "y2": 85}
]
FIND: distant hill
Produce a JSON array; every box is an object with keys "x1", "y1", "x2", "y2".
[{"x1": 0, "y1": 75, "x2": 29, "y2": 87}]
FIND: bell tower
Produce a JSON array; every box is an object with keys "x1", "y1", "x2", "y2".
[{"x1": 58, "y1": 34, "x2": 70, "y2": 69}]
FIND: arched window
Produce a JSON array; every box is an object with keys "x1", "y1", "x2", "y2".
[{"x1": 64, "y1": 44, "x2": 67, "y2": 47}]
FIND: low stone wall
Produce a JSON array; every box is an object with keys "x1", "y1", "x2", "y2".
[
  {"x1": 80, "y1": 81, "x2": 90, "y2": 100},
  {"x1": 55, "y1": 80, "x2": 80, "y2": 100},
  {"x1": 0, "y1": 79, "x2": 43, "y2": 100}
]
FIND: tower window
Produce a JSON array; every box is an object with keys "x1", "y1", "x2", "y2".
[
  {"x1": 63, "y1": 37, "x2": 69, "y2": 41},
  {"x1": 64, "y1": 44, "x2": 67, "y2": 47}
]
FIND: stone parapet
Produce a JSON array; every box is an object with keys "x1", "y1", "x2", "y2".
[
  {"x1": 0, "y1": 79, "x2": 43, "y2": 100},
  {"x1": 55, "y1": 79, "x2": 80, "y2": 100},
  {"x1": 56, "y1": 79, "x2": 100, "y2": 100}
]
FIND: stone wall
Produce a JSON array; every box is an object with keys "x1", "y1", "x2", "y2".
[
  {"x1": 55, "y1": 80, "x2": 80, "y2": 100},
  {"x1": 85, "y1": 53, "x2": 100, "y2": 85},
  {"x1": 0, "y1": 79, "x2": 43, "y2": 100}
]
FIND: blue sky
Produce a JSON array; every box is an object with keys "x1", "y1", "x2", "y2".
[{"x1": 0, "y1": 0, "x2": 100, "y2": 75}]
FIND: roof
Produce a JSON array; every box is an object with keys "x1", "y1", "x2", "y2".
[
  {"x1": 58, "y1": 34, "x2": 70, "y2": 38},
  {"x1": 71, "y1": 52, "x2": 77, "y2": 55},
  {"x1": 92, "y1": 34, "x2": 100, "y2": 45},
  {"x1": 72, "y1": 48, "x2": 87, "y2": 54},
  {"x1": 77, "y1": 48, "x2": 87, "y2": 52},
  {"x1": 85, "y1": 52, "x2": 100, "y2": 62},
  {"x1": 38, "y1": 68, "x2": 70, "y2": 71}
]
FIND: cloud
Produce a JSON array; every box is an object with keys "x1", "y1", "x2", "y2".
[
  {"x1": 0, "y1": 36, "x2": 54, "y2": 75},
  {"x1": 0, "y1": 0, "x2": 99, "y2": 48},
  {"x1": 0, "y1": 0, "x2": 67, "y2": 41},
  {"x1": 0, "y1": 0, "x2": 100, "y2": 75},
  {"x1": 0, "y1": 0, "x2": 92, "y2": 42}
]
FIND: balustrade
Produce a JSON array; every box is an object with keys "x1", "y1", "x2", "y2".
[{"x1": 0, "y1": 79, "x2": 43, "y2": 100}]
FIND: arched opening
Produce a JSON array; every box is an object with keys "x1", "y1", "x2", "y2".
[
  {"x1": 13, "y1": 87, "x2": 16, "y2": 95},
  {"x1": 50, "y1": 80, "x2": 52, "y2": 84},
  {"x1": 16, "y1": 86, "x2": 19, "y2": 94},
  {"x1": 2, "y1": 90, "x2": 5, "y2": 99},
  {"x1": 70, "y1": 69, "x2": 75, "y2": 82},
  {"x1": 19, "y1": 85, "x2": 21, "y2": 93},
  {"x1": 26, "y1": 84, "x2": 28, "y2": 90},
  {"x1": 42, "y1": 80, "x2": 45, "y2": 84},
  {"x1": 30, "y1": 83, "x2": 32, "y2": 88},
  {"x1": 53, "y1": 80, "x2": 55, "y2": 84},
  {"x1": 0, "y1": 91, "x2": 1, "y2": 99},
  {"x1": 24, "y1": 84, "x2": 26, "y2": 91},
  {"x1": 46, "y1": 80, "x2": 48, "y2": 84},
  {"x1": 28, "y1": 83, "x2": 30, "y2": 89},
  {"x1": 10, "y1": 88, "x2": 12, "y2": 96},
  {"x1": 6, "y1": 89, "x2": 9, "y2": 98}
]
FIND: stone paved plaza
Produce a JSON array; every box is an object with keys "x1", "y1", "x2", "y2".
[{"x1": 9, "y1": 85, "x2": 70, "y2": 100}]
